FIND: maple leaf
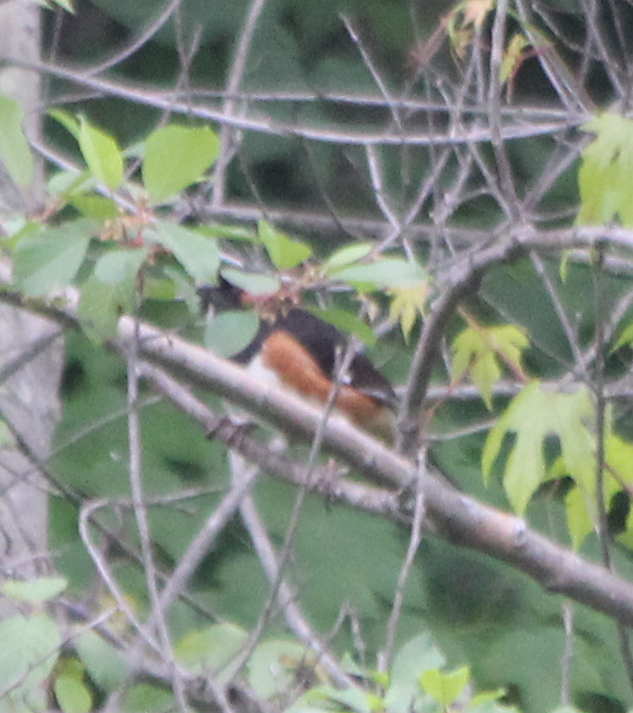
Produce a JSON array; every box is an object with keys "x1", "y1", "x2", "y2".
[
  {"x1": 388, "y1": 283, "x2": 429, "y2": 342},
  {"x1": 446, "y1": 0, "x2": 494, "y2": 58},
  {"x1": 451, "y1": 324, "x2": 528, "y2": 409},
  {"x1": 462, "y1": 0, "x2": 495, "y2": 31},
  {"x1": 482, "y1": 381, "x2": 595, "y2": 516},
  {"x1": 578, "y1": 113, "x2": 633, "y2": 228},
  {"x1": 500, "y1": 33, "x2": 531, "y2": 86}
]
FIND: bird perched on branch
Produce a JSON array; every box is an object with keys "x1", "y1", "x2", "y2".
[{"x1": 200, "y1": 278, "x2": 397, "y2": 441}]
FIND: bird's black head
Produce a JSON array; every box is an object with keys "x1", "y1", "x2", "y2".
[{"x1": 198, "y1": 276, "x2": 245, "y2": 314}]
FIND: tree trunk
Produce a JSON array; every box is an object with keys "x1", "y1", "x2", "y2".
[{"x1": 0, "y1": 0, "x2": 64, "y2": 614}]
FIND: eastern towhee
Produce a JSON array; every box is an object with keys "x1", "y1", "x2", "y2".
[{"x1": 200, "y1": 279, "x2": 397, "y2": 441}]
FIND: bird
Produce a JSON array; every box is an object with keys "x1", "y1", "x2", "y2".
[{"x1": 200, "y1": 278, "x2": 397, "y2": 441}]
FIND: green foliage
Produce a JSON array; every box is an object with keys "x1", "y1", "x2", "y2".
[
  {"x1": 204, "y1": 309, "x2": 261, "y2": 357},
  {"x1": 142, "y1": 124, "x2": 219, "y2": 202},
  {"x1": 278, "y1": 631, "x2": 515, "y2": 713},
  {"x1": 10, "y1": 5, "x2": 633, "y2": 711},
  {"x1": 0, "y1": 95, "x2": 34, "y2": 187},
  {"x1": 77, "y1": 272, "x2": 136, "y2": 341},
  {"x1": 78, "y1": 117, "x2": 124, "y2": 191},
  {"x1": 221, "y1": 267, "x2": 281, "y2": 295},
  {"x1": 150, "y1": 221, "x2": 220, "y2": 284},
  {"x1": 93, "y1": 246, "x2": 148, "y2": 283},
  {"x1": 0, "y1": 613, "x2": 61, "y2": 712},
  {"x1": 247, "y1": 639, "x2": 320, "y2": 700},
  {"x1": 388, "y1": 284, "x2": 429, "y2": 342},
  {"x1": 5, "y1": 114, "x2": 397, "y2": 348},
  {"x1": 613, "y1": 321, "x2": 633, "y2": 352},
  {"x1": 1, "y1": 576, "x2": 67, "y2": 604},
  {"x1": 36, "y1": 0, "x2": 75, "y2": 13},
  {"x1": 13, "y1": 222, "x2": 91, "y2": 296},
  {"x1": 563, "y1": 430, "x2": 633, "y2": 548},
  {"x1": 419, "y1": 665, "x2": 470, "y2": 707},
  {"x1": 578, "y1": 113, "x2": 633, "y2": 227},
  {"x1": 451, "y1": 324, "x2": 528, "y2": 409},
  {"x1": 70, "y1": 194, "x2": 120, "y2": 221},
  {"x1": 383, "y1": 632, "x2": 445, "y2": 713},
  {"x1": 175, "y1": 623, "x2": 248, "y2": 681},
  {"x1": 322, "y1": 243, "x2": 374, "y2": 272},
  {"x1": 500, "y1": 34, "x2": 531, "y2": 87},
  {"x1": 306, "y1": 307, "x2": 377, "y2": 347},
  {"x1": 54, "y1": 659, "x2": 92, "y2": 713},
  {"x1": 258, "y1": 219, "x2": 313, "y2": 269},
  {"x1": 330, "y1": 257, "x2": 426, "y2": 291},
  {"x1": 482, "y1": 381, "x2": 594, "y2": 517},
  {"x1": 73, "y1": 630, "x2": 126, "y2": 692}
]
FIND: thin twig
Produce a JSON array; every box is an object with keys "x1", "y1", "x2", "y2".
[
  {"x1": 380, "y1": 450, "x2": 427, "y2": 673},
  {"x1": 560, "y1": 600, "x2": 573, "y2": 705},
  {"x1": 212, "y1": 0, "x2": 270, "y2": 207},
  {"x1": 86, "y1": 0, "x2": 184, "y2": 76}
]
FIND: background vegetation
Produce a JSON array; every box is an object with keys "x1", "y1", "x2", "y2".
[{"x1": 2, "y1": 0, "x2": 633, "y2": 712}]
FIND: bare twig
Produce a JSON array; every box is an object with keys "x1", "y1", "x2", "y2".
[
  {"x1": 212, "y1": 0, "x2": 269, "y2": 207},
  {"x1": 86, "y1": 0, "x2": 184, "y2": 76},
  {"x1": 380, "y1": 451, "x2": 427, "y2": 673}
]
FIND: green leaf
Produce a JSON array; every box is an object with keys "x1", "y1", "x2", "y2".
[
  {"x1": 388, "y1": 284, "x2": 428, "y2": 342},
  {"x1": 0, "y1": 95, "x2": 34, "y2": 187},
  {"x1": 78, "y1": 272, "x2": 136, "y2": 341},
  {"x1": 384, "y1": 632, "x2": 445, "y2": 713},
  {"x1": 451, "y1": 325, "x2": 528, "y2": 409},
  {"x1": 258, "y1": 220, "x2": 312, "y2": 269},
  {"x1": 198, "y1": 224, "x2": 258, "y2": 241},
  {"x1": 606, "y1": 435, "x2": 633, "y2": 549},
  {"x1": 35, "y1": 0, "x2": 75, "y2": 12},
  {"x1": 564, "y1": 483, "x2": 594, "y2": 550},
  {"x1": 144, "y1": 275, "x2": 178, "y2": 301},
  {"x1": 557, "y1": 430, "x2": 628, "y2": 549},
  {"x1": 323, "y1": 242, "x2": 374, "y2": 273},
  {"x1": 54, "y1": 673, "x2": 92, "y2": 713},
  {"x1": 296, "y1": 686, "x2": 374, "y2": 713},
  {"x1": 613, "y1": 321, "x2": 633, "y2": 352},
  {"x1": 143, "y1": 124, "x2": 220, "y2": 202},
  {"x1": 204, "y1": 310, "x2": 260, "y2": 358},
  {"x1": 122, "y1": 684, "x2": 175, "y2": 713},
  {"x1": 419, "y1": 665, "x2": 470, "y2": 706},
  {"x1": 500, "y1": 33, "x2": 530, "y2": 84},
  {"x1": 482, "y1": 381, "x2": 595, "y2": 515},
  {"x1": 13, "y1": 223, "x2": 91, "y2": 296},
  {"x1": 54, "y1": 0, "x2": 76, "y2": 12},
  {"x1": 221, "y1": 268, "x2": 280, "y2": 296},
  {"x1": 175, "y1": 623, "x2": 248, "y2": 681},
  {"x1": 1, "y1": 576, "x2": 67, "y2": 604},
  {"x1": 578, "y1": 113, "x2": 633, "y2": 228},
  {"x1": 93, "y1": 248, "x2": 148, "y2": 283},
  {"x1": 70, "y1": 194, "x2": 119, "y2": 221},
  {"x1": 48, "y1": 109, "x2": 81, "y2": 140},
  {"x1": 151, "y1": 222, "x2": 220, "y2": 284},
  {"x1": 248, "y1": 640, "x2": 318, "y2": 701},
  {"x1": 469, "y1": 688, "x2": 506, "y2": 709},
  {"x1": 606, "y1": 433, "x2": 633, "y2": 490},
  {"x1": 335, "y1": 258, "x2": 425, "y2": 290},
  {"x1": 74, "y1": 629, "x2": 126, "y2": 692},
  {"x1": 287, "y1": 686, "x2": 372, "y2": 713},
  {"x1": 306, "y1": 307, "x2": 376, "y2": 347},
  {"x1": 78, "y1": 117, "x2": 124, "y2": 191},
  {"x1": 47, "y1": 168, "x2": 92, "y2": 200},
  {"x1": 0, "y1": 614, "x2": 61, "y2": 704},
  {"x1": 0, "y1": 216, "x2": 33, "y2": 251}
]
